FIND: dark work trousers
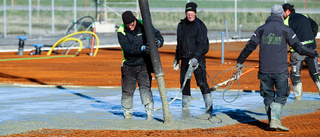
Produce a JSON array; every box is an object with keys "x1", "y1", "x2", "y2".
[
  {"x1": 180, "y1": 58, "x2": 211, "y2": 96},
  {"x1": 259, "y1": 70, "x2": 290, "y2": 106},
  {"x1": 290, "y1": 52, "x2": 320, "y2": 84},
  {"x1": 121, "y1": 63, "x2": 153, "y2": 109}
]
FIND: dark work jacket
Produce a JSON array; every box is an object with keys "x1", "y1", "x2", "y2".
[
  {"x1": 237, "y1": 15, "x2": 316, "y2": 74},
  {"x1": 117, "y1": 19, "x2": 164, "y2": 68},
  {"x1": 284, "y1": 13, "x2": 318, "y2": 50},
  {"x1": 175, "y1": 17, "x2": 209, "y2": 61}
]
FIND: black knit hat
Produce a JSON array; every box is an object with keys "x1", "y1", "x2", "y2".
[
  {"x1": 283, "y1": 3, "x2": 294, "y2": 11},
  {"x1": 185, "y1": 2, "x2": 197, "y2": 13},
  {"x1": 122, "y1": 11, "x2": 136, "y2": 24}
]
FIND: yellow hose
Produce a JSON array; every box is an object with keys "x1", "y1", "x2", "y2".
[
  {"x1": 47, "y1": 31, "x2": 99, "y2": 57},
  {"x1": 55, "y1": 38, "x2": 83, "y2": 56}
]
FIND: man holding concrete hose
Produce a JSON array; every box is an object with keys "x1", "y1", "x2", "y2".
[
  {"x1": 282, "y1": 3, "x2": 320, "y2": 100},
  {"x1": 172, "y1": 2, "x2": 212, "y2": 114},
  {"x1": 236, "y1": 5, "x2": 319, "y2": 131},
  {"x1": 117, "y1": 11, "x2": 164, "y2": 120}
]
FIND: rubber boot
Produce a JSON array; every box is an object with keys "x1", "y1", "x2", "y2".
[
  {"x1": 182, "y1": 95, "x2": 192, "y2": 109},
  {"x1": 293, "y1": 82, "x2": 303, "y2": 100},
  {"x1": 145, "y1": 101, "x2": 154, "y2": 121},
  {"x1": 123, "y1": 107, "x2": 133, "y2": 119},
  {"x1": 315, "y1": 81, "x2": 320, "y2": 95},
  {"x1": 265, "y1": 105, "x2": 271, "y2": 130},
  {"x1": 202, "y1": 93, "x2": 213, "y2": 114},
  {"x1": 269, "y1": 102, "x2": 289, "y2": 131},
  {"x1": 182, "y1": 109, "x2": 191, "y2": 118}
]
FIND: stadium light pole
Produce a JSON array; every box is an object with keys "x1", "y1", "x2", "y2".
[{"x1": 139, "y1": 0, "x2": 173, "y2": 125}]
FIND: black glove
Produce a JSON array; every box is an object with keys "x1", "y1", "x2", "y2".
[
  {"x1": 155, "y1": 38, "x2": 162, "y2": 48},
  {"x1": 141, "y1": 45, "x2": 150, "y2": 54},
  {"x1": 315, "y1": 50, "x2": 320, "y2": 58}
]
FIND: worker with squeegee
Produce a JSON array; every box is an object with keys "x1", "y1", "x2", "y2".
[{"x1": 172, "y1": 2, "x2": 212, "y2": 114}]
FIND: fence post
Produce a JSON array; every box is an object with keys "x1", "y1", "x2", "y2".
[
  {"x1": 4, "y1": 0, "x2": 7, "y2": 38},
  {"x1": 29, "y1": 0, "x2": 32, "y2": 36},
  {"x1": 52, "y1": 0, "x2": 55, "y2": 35},
  {"x1": 225, "y1": 20, "x2": 229, "y2": 43},
  {"x1": 221, "y1": 31, "x2": 225, "y2": 64},
  {"x1": 74, "y1": 0, "x2": 77, "y2": 32},
  {"x1": 239, "y1": 24, "x2": 242, "y2": 41}
]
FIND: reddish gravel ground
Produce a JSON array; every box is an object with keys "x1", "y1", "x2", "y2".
[{"x1": 1, "y1": 40, "x2": 320, "y2": 136}]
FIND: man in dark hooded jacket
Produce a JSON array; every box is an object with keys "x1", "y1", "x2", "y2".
[
  {"x1": 117, "y1": 11, "x2": 164, "y2": 120},
  {"x1": 236, "y1": 5, "x2": 318, "y2": 131}
]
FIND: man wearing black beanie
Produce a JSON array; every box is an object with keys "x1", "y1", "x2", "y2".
[
  {"x1": 173, "y1": 2, "x2": 212, "y2": 114},
  {"x1": 117, "y1": 10, "x2": 164, "y2": 121}
]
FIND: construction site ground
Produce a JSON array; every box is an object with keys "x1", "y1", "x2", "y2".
[{"x1": 1, "y1": 39, "x2": 320, "y2": 136}]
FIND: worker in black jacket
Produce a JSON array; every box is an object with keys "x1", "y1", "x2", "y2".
[
  {"x1": 282, "y1": 3, "x2": 319, "y2": 100},
  {"x1": 236, "y1": 5, "x2": 318, "y2": 131},
  {"x1": 172, "y1": 2, "x2": 212, "y2": 114},
  {"x1": 117, "y1": 11, "x2": 164, "y2": 120}
]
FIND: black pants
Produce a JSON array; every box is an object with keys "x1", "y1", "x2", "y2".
[
  {"x1": 180, "y1": 57, "x2": 210, "y2": 96},
  {"x1": 121, "y1": 63, "x2": 153, "y2": 109},
  {"x1": 259, "y1": 70, "x2": 290, "y2": 106}
]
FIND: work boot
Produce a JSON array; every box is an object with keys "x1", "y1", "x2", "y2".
[
  {"x1": 182, "y1": 95, "x2": 192, "y2": 109},
  {"x1": 269, "y1": 102, "x2": 289, "y2": 131},
  {"x1": 265, "y1": 105, "x2": 271, "y2": 130},
  {"x1": 315, "y1": 81, "x2": 320, "y2": 95},
  {"x1": 202, "y1": 93, "x2": 213, "y2": 114},
  {"x1": 182, "y1": 109, "x2": 191, "y2": 118},
  {"x1": 123, "y1": 108, "x2": 133, "y2": 119},
  {"x1": 145, "y1": 102, "x2": 154, "y2": 121},
  {"x1": 293, "y1": 82, "x2": 303, "y2": 100}
]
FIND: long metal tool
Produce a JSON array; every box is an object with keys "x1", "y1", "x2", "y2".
[{"x1": 154, "y1": 63, "x2": 199, "y2": 111}]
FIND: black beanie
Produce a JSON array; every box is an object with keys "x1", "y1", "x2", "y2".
[
  {"x1": 282, "y1": 3, "x2": 294, "y2": 11},
  {"x1": 185, "y1": 2, "x2": 197, "y2": 13},
  {"x1": 122, "y1": 11, "x2": 136, "y2": 24}
]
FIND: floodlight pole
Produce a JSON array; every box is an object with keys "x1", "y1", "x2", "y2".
[{"x1": 138, "y1": 0, "x2": 173, "y2": 124}]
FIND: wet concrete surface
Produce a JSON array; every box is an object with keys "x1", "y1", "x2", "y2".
[{"x1": 1, "y1": 85, "x2": 319, "y2": 135}]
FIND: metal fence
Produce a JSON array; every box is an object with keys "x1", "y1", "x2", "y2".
[
  {"x1": 1, "y1": 0, "x2": 319, "y2": 37},
  {"x1": 1, "y1": 0, "x2": 141, "y2": 37}
]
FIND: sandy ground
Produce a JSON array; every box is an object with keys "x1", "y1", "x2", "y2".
[{"x1": 1, "y1": 40, "x2": 320, "y2": 136}]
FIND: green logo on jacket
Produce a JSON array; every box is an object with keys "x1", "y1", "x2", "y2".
[{"x1": 262, "y1": 33, "x2": 281, "y2": 45}]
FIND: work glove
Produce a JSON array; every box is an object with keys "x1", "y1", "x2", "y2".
[
  {"x1": 314, "y1": 50, "x2": 320, "y2": 58},
  {"x1": 189, "y1": 58, "x2": 198, "y2": 67},
  {"x1": 141, "y1": 45, "x2": 150, "y2": 54},
  {"x1": 172, "y1": 58, "x2": 179, "y2": 71},
  {"x1": 235, "y1": 63, "x2": 244, "y2": 79},
  {"x1": 155, "y1": 38, "x2": 162, "y2": 48}
]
